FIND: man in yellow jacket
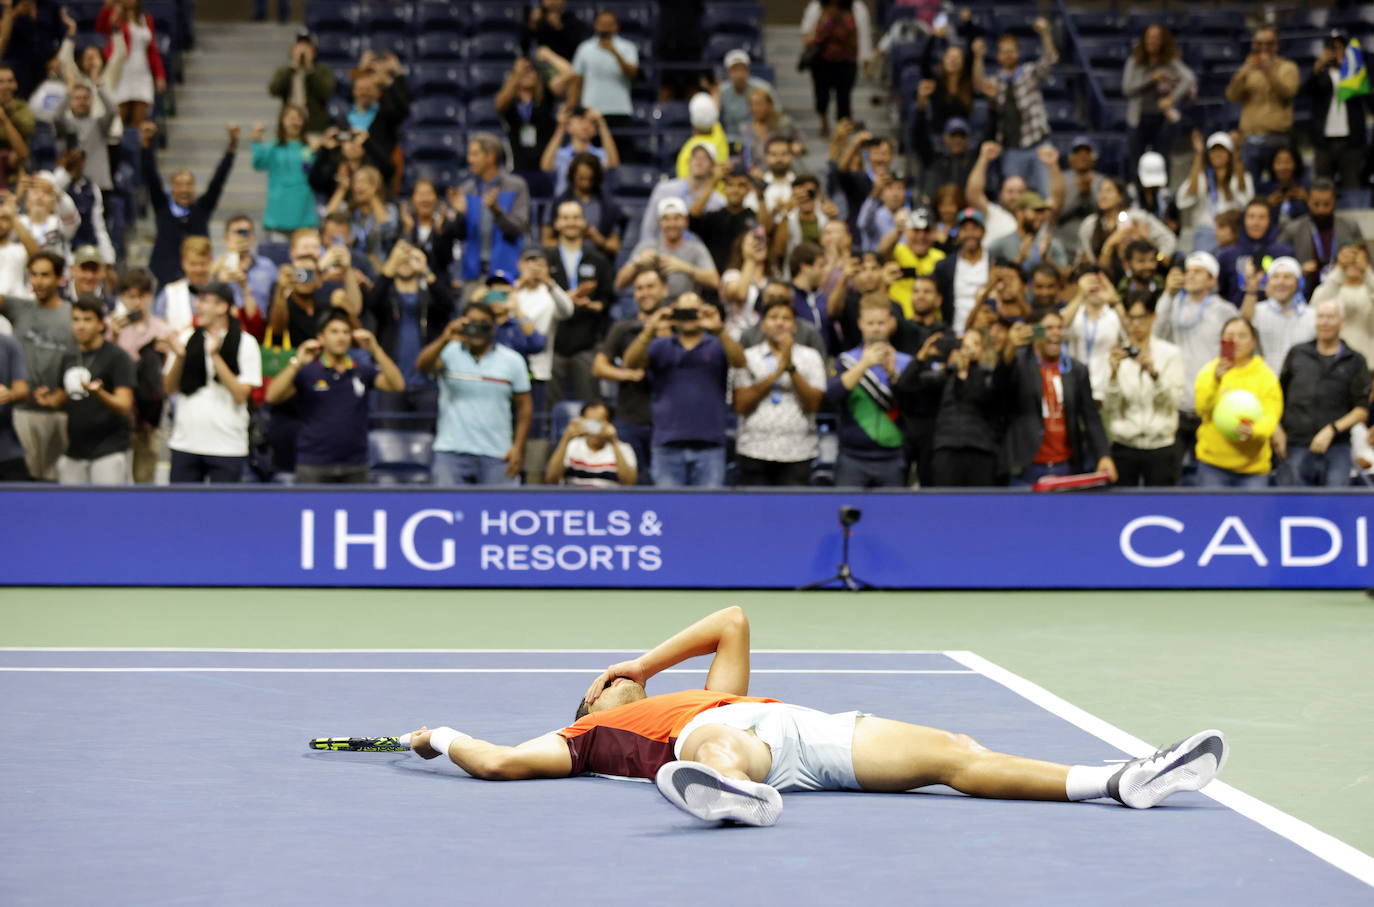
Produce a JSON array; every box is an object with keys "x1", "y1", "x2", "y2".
[{"x1": 1193, "y1": 316, "x2": 1284, "y2": 487}]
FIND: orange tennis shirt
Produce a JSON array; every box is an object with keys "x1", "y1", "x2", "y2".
[{"x1": 557, "y1": 689, "x2": 780, "y2": 779}]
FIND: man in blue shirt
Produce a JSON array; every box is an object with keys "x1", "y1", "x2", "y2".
[
  {"x1": 622, "y1": 292, "x2": 746, "y2": 487},
  {"x1": 417, "y1": 302, "x2": 533, "y2": 485},
  {"x1": 264, "y1": 309, "x2": 405, "y2": 483}
]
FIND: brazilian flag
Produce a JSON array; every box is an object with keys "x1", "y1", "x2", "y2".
[{"x1": 1338, "y1": 38, "x2": 1370, "y2": 102}]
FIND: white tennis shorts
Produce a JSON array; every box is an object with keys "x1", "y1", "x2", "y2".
[{"x1": 674, "y1": 702, "x2": 865, "y2": 792}]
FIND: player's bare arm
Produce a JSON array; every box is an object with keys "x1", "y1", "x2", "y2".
[{"x1": 581, "y1": 605, "x2": 751, "y2": 707}]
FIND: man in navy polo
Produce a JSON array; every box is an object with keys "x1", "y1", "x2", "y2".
[
  {"x1": 622, "y1": 291, "x2": 746, "y2": 487},
  {"x1": 417, "y1": 301, "x2": 533, "y2": 485},
  {"x1": 264, "y1": 308, "x2": 406, "y2": 483}
]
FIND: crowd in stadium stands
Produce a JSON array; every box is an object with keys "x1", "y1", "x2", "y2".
[{"x1": 0, "y1": 0, "x2": 1372, "y2": 491}]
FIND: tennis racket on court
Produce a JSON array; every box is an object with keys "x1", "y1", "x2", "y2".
[{"x1": 308, "y1": 735, "x2": 409, "y2": 753}]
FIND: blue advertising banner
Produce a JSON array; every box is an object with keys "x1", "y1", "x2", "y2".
[{"x1": 0, "y1": 488, "x2": 1368, "y2": 589}]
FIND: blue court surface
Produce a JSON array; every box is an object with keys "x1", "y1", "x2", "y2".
[{"x1": 2, "y1": 649, "x2": 1371, "y2": 905}]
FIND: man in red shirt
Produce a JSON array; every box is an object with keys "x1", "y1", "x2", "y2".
[
  {"x1": 407, "y1": 607, "x2": 1224, "y2": 826},
  {"x1": 998, "y1": 308, "x2": 1117, "y2": 485}
]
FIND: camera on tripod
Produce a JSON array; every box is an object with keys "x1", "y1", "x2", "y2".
[{"x1": 839, "y1": 506, "x2": 862, "y2": 527}]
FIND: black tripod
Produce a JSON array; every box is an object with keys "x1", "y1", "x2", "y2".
[{"x1": 801, "y1": 508, "x2": 874, "y2": 591}]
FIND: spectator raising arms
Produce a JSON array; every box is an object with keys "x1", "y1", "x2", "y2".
[
  {"x1": 1176, "y1": 131, "x2": 1253, "y2": 255},
  {"x1": 365, "y1": 239, "x2": 452, "y2": 428},
  {"x1": 545, "y1": 400, "x2": 637, "y2": 487},
  {"x1": 0, "y1": 65, "x2": 33, "y2": 181},
  {"x1": 570, "y1": 10, "x2": 638, "y2": 133},
  {"x1": 541, "y1": 105, "x2": 619, "y2": 198},
  {"x1": 496, "y1": 55, "x2": 559, "y2": 187},
  {"x1": 251, "y1": 107, "x2": 316, "y2": 235},
  {"x1": 95, "y1": 0, "x2": 166, "y2": 127},
  {"x1": 0, "y1": 328, "x2": 27, "y2": 479},
  {"x1": 267, "y1": 31, "x2": 335, "y2": 136},
  {"x1": 1225, "y1": 26, "x2": 1298, "y2": 182},
  {"x1": 265, "y1": 309, "x2": 405, "y2": 484},
  {"x1": 140, "y1": 120, "x2": 237, "y2": 287},
  {"x1": 0, "y1": 251, "x2": 73, "y2": 480},
  {"x1": 1303, "y1": 31, "x2": 1369, "y2": 194}
]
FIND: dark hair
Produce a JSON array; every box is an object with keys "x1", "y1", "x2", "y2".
[
  {"x1": 1125, "y1": 240, "x2": 1157, "y2": 259},
  {"x1": 1215, "y1": 210, "x2": 1242, "y2": 235},
  {"x1": 793, "y1": 173, "x2": 820, "y2": 192},
  {"x1": 71, "y1": 295, "x2": 105, "y2": 319},
  {"x1": 1244, "y1": 198, "x2": 1271, "y2": 217},
  {"x1": 27, "y1": 250, "x2": 66, "y2": 275},
  {"x1": 1309, "y1": 177, "x2": 1337, "y2": 196},
  {"x1": 323, "y1": 210, "x2": 351, "y2": 229},
  {"x1": 574, "y1": 698, "x2": 591, "y2": 721},
  {"x1": 117, "y1": 266, "x2": 157, "y2": 295},
  {"x1": 464, "y1": 300, "x2": 496, "y2": 321},
  {"x1": 1123, "y1": 288, "x2": 1157, "y2": 313},
  {"x1": 1221, "y1": 315, "x2": 1262, "y2": 356},
  {"x1": 1028, "y1": 306, "x2": 1061, "y2": 326},
  {"x1": 277, "y1": 103, "x2": 307, "y2": 144},
  {"x1": 567, "y1": 152, "x2": 605, "y2": 195},
  {"x1": 1267, "y1": 145, "x2": 1303, "y2": 182},
  {"x1": 225, "y1": 213, "x2": 254, "y2": 233},
  {"x1": 1132, "y1": 25, "x2": 1180, "y2": 65},
  {"x1": 1029, "y1": 263, "x2": 1061, "y2": 284},
  {"x1": 316, "y1": 307, "x2": 354, "y2": 334},
  {"x1": 912, "y1": 274, "x2": 940, "y2": 293},
  {"x1": 759, "y1": 295, "x2": 795, "y2": 319},
  {"x1": 788, "y1": 240, "x2": 824, "y2": 275},
  {"x1": 765, "y1": 135, "x2": 792, "y2": 151},
  {"x1": 579, "y1": 400, "x2": 613, "y2": 420}
]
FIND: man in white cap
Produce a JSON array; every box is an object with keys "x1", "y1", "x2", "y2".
[
  {"x1": 1241, "y1": 256, "x2": 1314, "y2": 374},
  {"x1": 1152, "y1": 250, "x2": 1238, "y2": 479},
  {"x1": 718, "y1": 49, "x2": 778, "y2": 144},
  {"x1": 616, "y1": 197, "x2": 719, "y2": 299},
  {"x1": 675, "y1": 92, "x2": 729, "y2": 180},
  {"x1": 641, "y1": 144, "x2": 724, "y2": 245},
  {"x1": 1130, "y1": 151, "x2": 1178, "y2": 232}
]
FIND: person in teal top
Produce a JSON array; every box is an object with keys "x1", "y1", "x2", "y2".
[{"x1": 251, "y1": 105, "x2": 317, "y2": 234}]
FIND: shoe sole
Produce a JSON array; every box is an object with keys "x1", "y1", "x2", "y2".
[
  {"x1": 655, "y1": 760, "x2": 783, "y2": 827},
  {"x1": 1119, "y1": 729, "x2": 1228, "y2": 809}
]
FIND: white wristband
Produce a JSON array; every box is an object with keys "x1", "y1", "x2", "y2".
[{"x1": 426, "y1": 726, "x2": 470, "y2": 757}]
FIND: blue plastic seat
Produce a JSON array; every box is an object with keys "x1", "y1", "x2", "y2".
[
  {"x1": 258, "y1": 241, "x2": 291, "y2": 266},
  {"x1": 610, "y1": 164, "x2": 660, "y2": 198},
  {"x1": 415, "y1": 0, "x2": 465, "y2": 34},
  {"x1": 367, "y1": 34, "x2": 414, "y2": 62},
  {"x1": 411, "y1": 62, "x2": 467, "y2": 97},
  {"x1": 1189, "y1": 10, "x2": 1241, "y2": 35},
  {"x1": 1126, "y1": 11, "x2": 1187, "y2": 34},
  {"x1": 702, "y1": 3, "x2": 763, "y2": 35},
  {"x1": 306, "y1": 0, "x2": 358, "y2": 34},
  {"x1": 470, "y1": 1, "x2": 524, "y2": 35},
  {"x1": 368, "y1": 430, "x2": 435, "y2": 481},
  {"x1": 364, "y1": 2, "x2": 411, "y2": 31},
  {"x1": 405, "y1": 163, "x2": 465, "y2": 195},
  {"x1": 313, "y1": 33, "x2": 358, "y2": 66},
  {"x1": 1045, "y1": 100, "x2": 1082, "y2": 132},
  {"x1": 705, "y1": 33, "x2": 761, "y2": 67},
  {"x1": 1098, "y1": 101, "x2": 1128, "y2": 132},
  {"x1": 468, "y1": 62, "x2": 511, "y2": 98},
  {"x1": 1075, "y1": 39, "x2": 1129, "y2": 67},
  {"x1": 405, "y1": 127, "x2": 464, "y2": 163},
  {"x1": 1072, "y1": 10, "x2": 1125, "y2": 37},
  {"x1": 649, "y1": 101, "x2": 690, "y2": 130},
  {"x1": 411, "y1": 95, "x2": 465, "y2": 127},
  {"x1": 465, "y1": 98, "x2": 502, "y2": 131},
  {"x1": 469, "y1": 33, "x2": 521, "y2": 62},
  {"x1": 415, "y1": 32, "x2": 464, "y2": 62}
]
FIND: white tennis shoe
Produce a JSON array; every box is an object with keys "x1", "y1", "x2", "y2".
[
  {"x1": 655, "y1": 760, "x2": 783, "y2": 827},
  {"x1": 1108, "y1": 729, "x2": 1228, "y2": 808}
]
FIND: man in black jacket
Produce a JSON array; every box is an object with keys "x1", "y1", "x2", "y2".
[
  {"x1": 139, "y1": 120, "x2": 237, "y2": 287},
  {"x1": 364, "y1": 240, "x2": 453, "y2": 430},
  {"x1": 1275, "y1": 299, "x2": 1370, "y2": 487},
  {"x1": 545, "y1": 199, "x2": 612, "y2": 405},
  {"x1": 997, "y1": 308, "x2": 1116, "y2": 485},
  {"x1": 1302, "y1": 31, "x2": 1369, "y2": 195}
]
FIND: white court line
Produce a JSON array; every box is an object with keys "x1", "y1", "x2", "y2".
[
  {"x1": 0, "y1": 667, "x2": 974, "y2": 675},
  {"x1": 0, "y1": 647, "x2": 946, "y2": 654},
  {"x1": 946, "y1": 650, "x2": 1374, "y2": 889}
]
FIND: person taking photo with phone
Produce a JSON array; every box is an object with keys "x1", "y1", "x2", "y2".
[
  {"x1": 1193, "y1": 316, "x2": 1283, "y2": 488},
  {"x1": 545, "y1": 399, "x2": 636, "y2": 487},
  {"x1": 417, "y1": 302, "x2": 532, "y2": 486},
  {"x1": 1103, "y1": 290, "x2": 1186, "y2": 486}
]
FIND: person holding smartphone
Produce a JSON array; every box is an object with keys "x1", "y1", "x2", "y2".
[
  {"x1": 544, "y1": 400, "x2": 636, "y2": 487},
  {"x1": 1193, "y1": 317, "x2": 1283, "y2": 488}
]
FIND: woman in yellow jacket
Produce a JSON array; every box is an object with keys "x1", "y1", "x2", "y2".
[{"x1": 1194, "y1": 317, "x2": 1284, "y2": 488}]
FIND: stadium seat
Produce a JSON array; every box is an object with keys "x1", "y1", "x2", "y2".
[
  {"x1": 702, "y1": 3, "x2": 763, "y2": 36},
  {"x1": 411, "y1": 95, "x2": 464, "y2": 127},
  {"x1": 1189, "y1": 10, "x2": 1241, "y2": 35},
  {"x1": 1126, "y1": 11, "x2": 1187, "y2": 34},
  {"x1": 306, "y1": 1, "x2": 357, "y2": 34},
  {"x1": 1282, "y1": 8, "x2": 1333, "y2": 35},
  {"x1": 705, "y1": 33, "x2": 761, "y2": 67},
  {"x1": 1074, "y1": 39, "x2": 1129, "y2": 67},
  {"x1": 415, "y1": 32, "x2": 464, "y2": 62},
  {"x1": 1072, "y1": 10, "x2": 1126, "y2": 37},
  {"x1": 405, "y1": 163, "x2": 465, "y2": 194},
  {"x1": 411, "y1": 62, "x2": 467, "y2": 97},
  {"x1": 649, "y1": 101, "x2": 690, "y2": 130},
  {"x1": 368, "y1": 430, "x2": 434, "y2": 484},
  {"x1": 1198, "y1": 44, "x2": 1242, "y2": 67},
  {"x1": 367, "y1": 34, "x2": 414, "y2": 61},
  {"x1": 469, "y1": 33, "x2": 521, "y2": 62},
  {"x1": 415, "y1": 0, "x2": 465, "y2": 34},
  {"x1": 258, "y1": 242, "x2": 291, "y2": 266},
  {"x1": 29, "y1": 122, "x2": 57, "y2": 171},
  {"x1": 1041, "y1": 70, "x2": 1079, "y2": 101},
  {"x1": 364, "y1": 2, "x2": 411, "y2": 31},
  {"x1": 469, "y1": 62, "x2": 512, "y2": 98},
  {"x1": 1045, "y1": 100, "x2": 1082, "y2": 132},
  {"x1": 405, "y1": 127, "x2": 464, "y2": 163},
  {"x1": 470, "y1": 2, "x2": 524, "y2": 36},
  {"x1": 313, "y1": 33, "x2": 358, "y2": 66},
  {"x1": 549, "y1": 401, "x2": 584, "y2": 441},
  {"x1": 465, "y1": 98, "x2": 502, "y2": 130},
  {"x1": 1336, "y1": 189, "x2": 1373, "y2": 210},
  {"x1": 610, "y1": 164, "x2": 660, "y2": 197},
  {"x1": 1089, "y1": 68, "x2": 1120, "y2": 98},
  {"x1": 1098, "y1": 100, "x2": 1128, "y2": 132}
]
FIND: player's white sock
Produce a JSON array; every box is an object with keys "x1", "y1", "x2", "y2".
[{"x1": 1065, "y1": 764, "x2": 1117, "y2": 801}]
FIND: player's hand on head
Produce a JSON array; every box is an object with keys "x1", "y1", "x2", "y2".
[{"x1": 583, "y1": 659, "x2": 648, "y2": 706}]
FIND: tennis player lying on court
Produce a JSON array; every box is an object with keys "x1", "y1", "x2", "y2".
[{"x1": 401, "y1": 607, "x2": 1227, "y2": 827}]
